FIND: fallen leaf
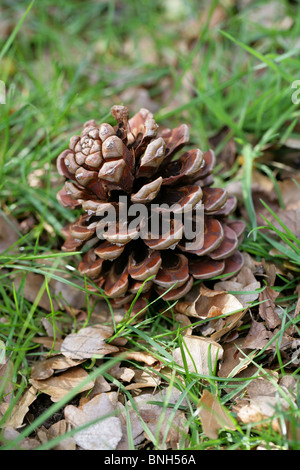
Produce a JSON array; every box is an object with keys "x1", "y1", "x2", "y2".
[
  {"x1": 11, "y1": 271, "x2": 59, "y2": 312},
  {"x1": 119, "y1": 87, "x2": 160, "y2": 114},
  {"x1": 247, "y1": 1, "x2": 293, "y2": 30},
  {"x1": 89, "y1": 374, "x2": 112, "y2": 397},
  {"x1": 60, "y1": 325, "x2": 119, "y2": 360},
  {"x1": 218, "y1": 338, "x2": 253, "y2": 378},
  {"x1": 30, "y1": 366, "x2": 95, "y2": 402},
  {"x1": 3, "y1": 386, "x2": 37, "y2": 429},
  {"x1": 214, "y1": 265, "x2": 261, "y2": 307},
  {"x1": 242, "y1": 319, "x2": 273, "y2": 350},
  {"x1": 246, "y1": 372, "x2": 279, "y2": 398},
  {"x1": 52, "y1": 278, "x2": 87, "y2": 310},
  {"x1": 0, "y1": 215, "x2": 19, "y2": 253},
  {"x1": 37, "y1": 419, "x2": 76, "y2": 450},
  {"x1": 172, "y1": 313, "x2": 193, "y2": 336},
  {"x1": 115, "y1": 401, "x2": 145, "y2": 450},
  {"x1": 294, "y1": 284, "x2": 300, "y2": 317},
  {"x1": 177, "y1": 282, "x2": 243, "y2": 311},
  {"x1": 261, "y1": 260, "x2": 277, "y2": 287},
  {"x1": 197, "y1": 285, "x2": 245, "y2": 319},
  {"x1": 234, "y1": 369, "x2": 295, "y2": 433},
  {"x1": 175, "y1": 285, "x2": 246, "y2": 340},
  {"x1": 11, "y1": 261, "x2": 88, "y2": 314},
  {"x1": 0, "y1": 358, "x2": 14, "y2": 404},
  {"x1": 291, "y1": 339, "x2": 300, "y2": 365},
  {"x1": 258, "y1": 287, "x2": 281, "y2": 329},
  {"x1": 41, "y1": 317, "x2": 61, "y2": 339},
  {"x1": 32, "y1": 336, "x2": 63, "y2": 352},
  {"x1": 197, "y1": 389, "x2": 236, "y2": 439},
  {"x1": 113, "y1": 350, "x2": 158, "y2": 366},
  {"x1": 125, "y1": 368, "x2": 161, "y2": 390},
  {"x1": 173, "y1": 335, "x2": 223, "y2": 376},
  {"x1": 1, "y1": 427, "x2": 40, "y2": 449},
  {"x1": 31, "y1": 355, "x2": 84, "y2": 380},
  {"x1": 243, "y1": 318, "x2": 293, "y2": 352},
  {"x1": 90, "y1": 301, "x2": 126, "y2": 325},
  {"x1": 107, "y1": 362, "x2": 135, "y2": 383},
  {"x1": 210, "y1": 310, "x2": 246, "y2": 342},
  {"x1": 236, "y1": 395, "x2": 289, "y2": 433},
  {"x1": 64, "y1": 393, "x2": 123, "y2": 450},
  {"x1": 132, "y1": 387, "x2": 188, "y2": 449},
  {"x1": 277, "y1": 175, "x2": 300, "y2": 210},
  {"x1": 226, "y1": 171, "x2": 279, "y2": 227}
]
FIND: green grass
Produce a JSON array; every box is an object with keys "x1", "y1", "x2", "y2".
[{"x1": 1, "y1": 0, "x2": 300, "y2": 450}]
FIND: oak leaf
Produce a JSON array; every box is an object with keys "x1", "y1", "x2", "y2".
[{"x1": 197, "y1": 389, "x2": 236, "y2": 439}]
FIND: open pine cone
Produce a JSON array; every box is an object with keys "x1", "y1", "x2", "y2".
[{"x1": 56, "y1": 105, "x2": 245, "y2": 310}]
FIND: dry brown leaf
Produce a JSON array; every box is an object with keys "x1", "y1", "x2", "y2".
[
  {"x1": 173, "y1": 313, "x2": 193, "y2": 336},
  {"x1": 30, "y1": 366, "x2": 95, "y2": 402},
  {"x1": 89, "y1": 374, "x2": 112, "y2": 397},
  {"x1": 113, "y1": 350, "x2": 158, "y2": 366},
  {"x1": 291, "y1": 339, "x2": 300, "y2": 365},
  {"x1": 176, "y1": 285, "x2": 244, "y2": 318},
  {"x1": 214, "y1": 265, "x2": 261, "y2": 307},
  {"x1": 33, "y1": 254, "x2": 87, "y2": 299},
  {"x1": 60, "y1": 324, "x2": 119, "y2": 360},
  {"x1": 236, "y1": 395, "x2": 289, "y2": 433},
  {"x1": 102, "y1": 391, "x2": 146, "y2": 450},
  {"x1": 247, "y1": 1, "x2": 293, "y2": 30},
  {"x1": 32, "y1": 336, "x2": 63, "y2": 352},
  {"x1": 227, "y1": 171, "x2": 279, "y2": 227},
  {"x1": 115, "y1": 402, "x2": 145, "y2": 450},
  {"x1": 11, "y1": 271, "x2": 59, "y2": 312},
  {"x1": 210, "y1": 310, "x2": 246, "y2": 341},
  {"x1": 174, "y1": 285, "x2": 205, "y2": 317},
  {"x1": 90, "y1": 301, "x2": 126, "y2": 325},
  {"x1": 0, "y1": 215, "x2": 19, "y2": 253},
  {"x1": 243, "y1": 319, "x2": 293, "y2": 351},
  {"x1": 246, "y1": 373, "x2": 279, "y2": 398},
  {"x1": 247, "y1": 175, "x2": 300, "y2": 252},
  {"x1": 173, "y1": 335, "x2": 223, "y2": 376},
  {"x1": 107, "y1": 362, "x2": 135, "y2": 383},
  {"x1": 3, "y1": 386, "x2": 37, "y2": 429},
  {"x1": 198, "y1": 285, "x2": 244, "y2": 319},
  {"x1": 234, "y1": 369, "x2": 295, "y2": 433},
  {"x1": 208, "y1": 127, "x2": 237, "y2": 173},
  {"x1": 294, "y1": 284, "x2": 300, "y2": 317},
  {"x1": 258, "y1": 287, "x2": 281, "y2": 329},
  {"x1": 218, "y1": 338, "x2": 253, "y2": 378},
  {"x1": 0, "y1": 401, "x2": 10, "y2": 420},
  {"x1": 40, "y1": 317, "x2": 60, "y2": 339},
  {"x1": 119, "y1": 87, "x2": 160, "y2": 113},
  {"x1": 11, "y1": 261, "x2": 88, "y2": 314},
  {"x1": 64, "y1": 393, "x2": 122, "y2": 450},
  {"x1": 277, "y1": 176, "x2": 300, "y2": 210},
  {"x1": 197, "y1": 389, "x2": 236, "y2": 439},
  {"x1": 0, "y1": 358, "x2": 14, "y2": 404},
  {"x1": 1, "y1": 427, "x2": 40, "y2": 449},
  {"x1": 51, "y1": 279, "x2": 87, "y2": 310},
  {"x1": 110, "y1": 336, "x2": 128, "y2": 347},
  {"x1": 31, "y1": 355, "x2": 84, "y2": 380},
  {"x1": 242, "y1": 319, "x2": 273, "y2": 350},
  {"x1": 125, "y1": 368, "x2": 161, "y2": 390},
  {"x1": 37, "y1": 419, "x2": 76, "y2": 450},
  {"x1": 175, "y1": 283, "x2": 247, "y2": 341},
  {"x1": 133, "y1": 387, "x2": 188, "y2": 449},
  {"x1": 236, "y1": 174, "x2": 300, "y2": 257}
]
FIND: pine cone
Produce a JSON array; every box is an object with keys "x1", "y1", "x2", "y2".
[{"x1": 56, "y1": 105, "x2": 245, "y2": 310}]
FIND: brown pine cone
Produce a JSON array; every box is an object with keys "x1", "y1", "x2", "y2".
[{"x1": 56, "y1": 105, "x2": 245, "y2": 311}]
